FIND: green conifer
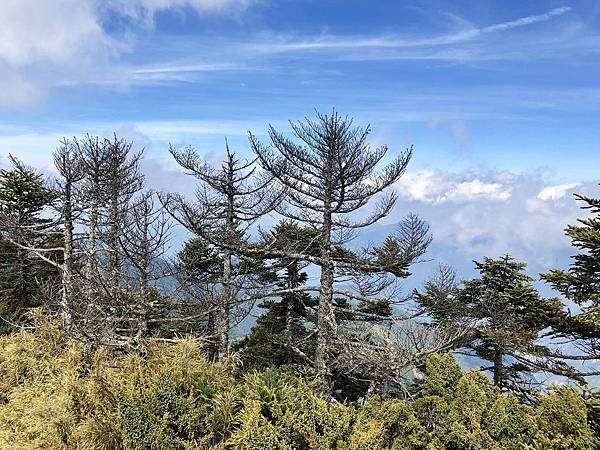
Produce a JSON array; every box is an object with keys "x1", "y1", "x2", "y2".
[
  {"x1": 542, "y1": 189, "x2": 600, "y2": 358},
  {"x1": 0, "y1": 161, "x2": 58, "y2": 332},
  {"x1": 417, "y1": 255, "x2": 565, "y2": 393},
  {"x1": 235, "y1": 221, "x2": 319, "y2": 370}
]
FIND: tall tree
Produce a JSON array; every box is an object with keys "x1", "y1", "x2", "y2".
[
  {"x1": 542, "y1": 187, "x2": 600, "y2": 365},
  {"x1": 52, "y1": 139, "x2": 85, "y2": 328},
  {"x1": 76, "y1": 135, "x2": 144, "y2": 351},
  {"x1": 103, "y1": 135, "x2": 144, "y2": 296},
  {"x1": 0, "y1": 157, "x2": 59, "y2": 332},
  {"x1": 416, "y1": 256, "x2": 569, "y2": 394},
  {"x1": 78, "y1": 134, "x2": 143, "y2": 298},
  {"x1": 249, "y1": 110, "x2": 428, "y2": 395},
  {"x1": 163, "y1": 143, "x2": 276, "y2": 359},
  {"x1": 78, "y1": 135, "x2": 107, "y2": 314}
]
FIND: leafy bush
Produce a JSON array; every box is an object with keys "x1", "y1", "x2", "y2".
[{"x1": 0, "y1": 325, "x2": 596, "y2": 449}]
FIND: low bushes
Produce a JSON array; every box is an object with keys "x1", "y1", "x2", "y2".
[{"x1": 0, "y1": 324, "x2": 596, "y2": 449}]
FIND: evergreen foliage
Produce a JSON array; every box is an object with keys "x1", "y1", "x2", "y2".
[
  {"x1": 416, "y1": 255, "x2": 567, "y2": 393},
  {"x1": 175, "y1": 235, "x2": 268, "y2": 360},
  {"x1": 175, "y1": 237, "x2": 224, "y2": 358},
  {"x1": 235, "y1": 220, "x2": 319, "y2": 371},
  {"x1": 542, "y1": 189, "x2": 600, "y2": 358},
  {"x1": 0, "y1": 160, "x2": 58, "y2": 333}
]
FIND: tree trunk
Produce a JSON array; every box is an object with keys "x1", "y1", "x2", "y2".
[
  {"x1": 83, "y1": 187, "x2": 99, "y2": 357},
  {"x1": 15, "y1": 220, "x2": 25, "y2": 302},
  {"x1": 108, "y1": 191, "x2": 120, "y2": 296},
  {"x1": 61, "y1": 181, "x2": 74, "y2": 328},
  {"x1": 206, "y1": 310, "x2": 217, "y2": 361},
  {"x1": 219, "y1": 250, "x2": 232, "y2": 358},
  {"x1": 315, "y1": 205, "x2": 334, "y2": 396},
  {"x1": 136, "y1": 229, "x2": 149, "y2": 341},
  {"x1": 218, "y1": 183, "x2": 235, "y2": 360},
  {"x1": 284, "y1": 260, "x2": 298, "y2": 337},
  {"x1": 493, "y1": 346, "x2": 503, "y2": 388}
]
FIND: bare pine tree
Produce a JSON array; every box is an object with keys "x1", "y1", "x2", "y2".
[
  {"x1": 336, "y1": 320, "x2": 469, "y2": 401},
  {"x1": 162, "y1": 142, "x2": 278, "y2": 359},
  {"x1": 120, "y1": 190, "x2": 171, "y2": 341},
  {"x1": 19, "y1": 135, "x2": 142, "y2": 353},
  {"x1": 103, "y1": 135, "x2": 144, "y2": 295},
  {"x1": 52, "y1": 139, "x2": 86, "y2": 329},
  {"x1": 249, "y1": 110, "x2": 429, "y2": 394}
]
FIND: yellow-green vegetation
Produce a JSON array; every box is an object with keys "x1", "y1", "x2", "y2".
[{"x1": 0, "y1": 324, "x2": 596, "y2": 450}]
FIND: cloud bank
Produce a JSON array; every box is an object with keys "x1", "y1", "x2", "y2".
[{"x1": 387, "y1": 170, "x2": 598, "y2": 275}]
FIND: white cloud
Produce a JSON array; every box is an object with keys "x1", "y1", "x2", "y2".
[
  {"x1": 0, "y1": 1, "x2": 113, "y2": 69},
  {"x1": 103, "y1": 0, "x2": 257, "y2": 26},
  {"x1": 388, "y1": 170, "x2": 599, "y2": 270},
  {"x1": 0, "y1": 0, "x2": 257, "y2": 108},
  {"x1": 538, "y1": 183, "x2": 580, "y2": 201},
  {"x1": 453, "y1": 179, "x2": 511, "y2": 201},
  {"x1": 0, "y1": 0, "x2": 118, "y2": 107},
  {"x1": 481, "y1": 6, "x2": 571, "y2": 34},
  {"x1": 0, "y1": 65, "x2": 40, "y2": 107},
  {"x1": 395, "y1": 170, "x2": 512, "y2": 204}
]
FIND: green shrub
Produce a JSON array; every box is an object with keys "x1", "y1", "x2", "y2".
[
  {"x1": 349, "y1": 396, "x2": 427, "y2": 449},
  {"x1": 227, "y1": 399, "x2": 291, "y2": 449},
  {"x1": 533, "y1": 386, "x2": 596, "y2": 450},
  {"x1": 114, "y1": 338, "x2": 239, "y2": 449},
  {"x1": 423, "y1": 352, "x2": 463, "y2": 397},
  {"x1": 0, "y1": 326, "x2": 595, "y2": 450},
  {"x1": 483, "y1": 394, "x2": 535, "y2": 448}
]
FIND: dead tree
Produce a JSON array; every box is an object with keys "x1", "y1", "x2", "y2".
[
  {"x1": 52, "y1": 139, "x2": 86, "y2": 328},
  {"x1": 162, "y1": 142, "x2": 278, "y2": 359},
  {"x1": 249, "y1": 110, "x2": 429, "y2": 395},
  {"x1": 103, "y1": 135, "x2": 144, "y2": 296},
  {"x1": 336, "y1": 320, "x2": 469, "y2": 401},
  {"x1": 76, "y1": 135, "x2": 117, "y2": 354},
  {"x1": 120, "y1": 190, "x2": 171, "y2": 340},
  {"x1": 75, "y1": 135, "x2": 144, "y2": 351},
  {"x1": 2, "y1": 137, "x2": 169, "y2": 351}
]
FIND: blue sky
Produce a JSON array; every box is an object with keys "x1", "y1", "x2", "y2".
[{"x1": 1, "y1": 0, "x2": 599, "y2": 280}]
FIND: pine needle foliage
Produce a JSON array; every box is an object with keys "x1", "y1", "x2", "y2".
[
  {"x1": 542, "y1": 189, "x2": 600, "y2": 360},
  {"x1": 0, "y1": 161, "x2": 59, "y2": 333}
]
